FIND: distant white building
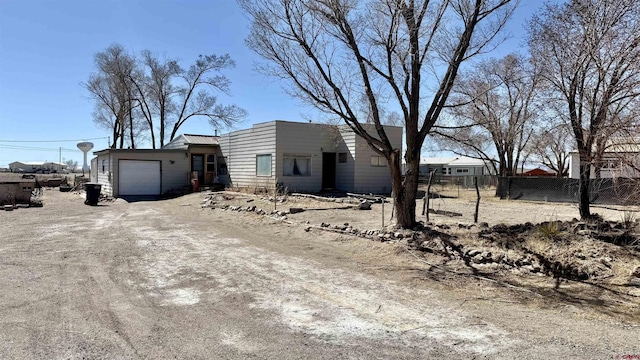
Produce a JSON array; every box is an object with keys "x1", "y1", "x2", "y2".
[
  {"x1": 419, "y1": 156, "x2": 492, "y2": 176},
  {"x1": 8, "y1": 161, "x2": 67, "y2": 173},
  {"x1": 568, "y1": 140, "x2": 640, "y2": 179}
]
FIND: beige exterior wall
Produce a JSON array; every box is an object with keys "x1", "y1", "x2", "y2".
[
  {"x1": 219, "y1": 122, "x2": 277, "y2": 190},
  {"x1": 220, "y1": 121, "x2": 403, "y2": 194},
  {"x1": 0, "y1": 181, "x2": 34, "y2": 205},
  {"x1": 93, "y1": 150, "x2": 190, "y2": 197},
  {"x1": 351, "y1": 125, "x2": 403, "y2": 194},
  {"x1": 275, "y1": 122, "x2": 338, "y2": 192}
]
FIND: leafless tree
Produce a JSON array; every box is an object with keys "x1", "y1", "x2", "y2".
[
  {"x1": 529, "y1": 121, "x2": 572, "y2": 177},
  {"x1": 84, "y1": 44, "x2": 139, "y2": 149},
  {"x1": 86, "y1": 45, "x2": 246, "y2": 149},
  {"x1": 433, "y1": 53, "x2": 539, "y2": 176},
  {"x1": 64, "y1": 159, "x2": 78, "y2": 172},
  {"x1": 167, "y1": 54, "x2": 247, "y2": 145},
  {"x1": 529, "y1": 0, "x2": 640, "y2": 219},
  {"x1": 240, "y1": 0, "x2": 516, "y2": 228}
]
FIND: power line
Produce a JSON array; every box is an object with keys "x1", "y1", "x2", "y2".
[
  {"x1": 0, "y1": 145, "x2": 79, "y2": 152},
  {"x1": 0, "y1": 137, "x2": 108, "y2": 143}
]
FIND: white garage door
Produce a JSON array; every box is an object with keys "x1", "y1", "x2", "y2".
[{"x1": 119, "y1": 160, "x2": 161, "y2": 196}]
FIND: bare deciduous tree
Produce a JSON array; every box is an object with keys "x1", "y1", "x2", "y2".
[
  {"x1": 240, "y1": 0, "x2": 516, "y2": 228},
  {"x1": 84, "y1": 44, "x2": 138, "y2": 149},
  {"x1": 433, "y1": 53, "x2": 539, "y2": 176},
  {"x1": 529, "y1": 121, "x2": 572, "y2": 177},
  {"x1": 64, "y1": 159, "x2": 78, "y2": 172},
  {"x1": 529, "y1": 0, "x2": 640, "y2": 219},
  {"x1": 86, "y1": 45, "x2": 246, "y2": 149}
]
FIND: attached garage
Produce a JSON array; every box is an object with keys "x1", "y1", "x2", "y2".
[
  {"x1": 91, "y1": 149, "x2": 191, "y2": 198},
  {"x1": 118, "y1": 160, "x2": 161, "y2": 196}
]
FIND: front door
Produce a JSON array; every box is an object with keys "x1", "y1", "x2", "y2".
[
  {"x1": 322, "y1": 152, "x2": 336, "y2": 189},
  {"x1": 191, "y1": 155, "x2": 205, "y2": 184}
]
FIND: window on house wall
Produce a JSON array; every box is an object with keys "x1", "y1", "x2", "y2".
[
  {"x1": 102, "y1": 159, "x2": 107, "y2": 172},
  {"x1": 370, "y1": 156, "x2": 386, "y2": 167},
  {"x1": 455, "y1": 168, "x2": 469, "y2": 174},
  {"x1": 338, "y1": 152, "x2": 348, "y2": 163},
  {"x1": 283, "y1": 155, "x2": 311, "y2": 176},
  {"x1": 217, "y1": 156, "x2": 228, "y2": 175},
  {"x1": 206, "y1": 154, "x2": 215, "y2": 172},
  {"x1": 256, "y1": 154, "x2": 272, "y2": 176}
]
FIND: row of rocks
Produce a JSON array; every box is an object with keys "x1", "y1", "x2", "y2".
[{"x1": 201, "y1": 195, "x2": 639, "y2": 282}]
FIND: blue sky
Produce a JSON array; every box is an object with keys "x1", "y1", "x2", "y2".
[{"x1": 0, "y1": 0, "x2": 537, "y2": 168}]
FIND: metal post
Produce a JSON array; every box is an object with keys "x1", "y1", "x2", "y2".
[{"x1": 381, "y1": 197, "x2": 384, "y2": 228}]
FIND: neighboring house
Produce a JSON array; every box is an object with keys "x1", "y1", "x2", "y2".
[
  {"x1": 219, "y1": 121, "x2": 403, "y2": 194},
  {"x1": 91, "y1": 134, "x2": 221, "y2": 197},
  {"x1": 568, "y1": 142, "x2": 640, "y2": 179},
  {"x1": 0, "y1": 174, "x2": 36, "y2": 205},
  {"x1": 42, "y1": 162, "x2": 67, "y2": 172},
  {"x1": 8, "y1": 161, "x2": 67, "y2": 173},
  {"x1": 419, "y1": 157, "x2": 491, "y2": 176},
  {"x1": 519, "y1": 167, "x2": 556, "y2": 177}
]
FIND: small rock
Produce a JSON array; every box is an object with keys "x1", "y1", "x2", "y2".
[
  {"x1": 358, "y1": 201, "x2": 372, "y2": 210},
  {"x1": 289, "y1": 207, "x2": 305, "y2": 214},
  {"x1": 394, "y1": 232, "x2": 404, "y2": 239},
  {"x1": 304, "y1": 227, "x2": 311, "y2": 232},
  {"x1": 576, "y1": 230, "x2": 591, "y2": 236},
  {"x1": 631, "y1": 266, "x2": 640, "y2": 278},
  {"x1": 466, "y1": 249, "x2": 482, "y2": 258},
  {"x1": 629, "y1": 278, "x2": 640, "y2": 287}
]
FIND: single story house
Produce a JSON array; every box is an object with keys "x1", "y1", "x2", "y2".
[
  {"x1": 91, "y1": 134, "x2": 222, "y2": 197},
  {"x1": 8, "y1": 161, "x2": 67, "y2": 173},
  {"x1": 90, "y1": 121, "x2": 403, "y2": 197},
  {"x1": 568, "y1": 142, "x2": 640, "y2": 179},
  {"x1": 219, "y1": 120, "x2": 403, "y2": 194},
  {"x1": 0, "y1": 174, "x2": 36, "y2": 205},
  {"x1": 418, "y1": 156, "x2": 491, "y2": 176}
]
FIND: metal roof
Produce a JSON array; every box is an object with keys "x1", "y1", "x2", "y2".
[{"x1": 182, "y1": 134, "x2": 219, "y2": 146}]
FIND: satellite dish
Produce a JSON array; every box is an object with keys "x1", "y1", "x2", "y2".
[{"x1": 77, "y1": 142, "x2": 94, "y2": 173}]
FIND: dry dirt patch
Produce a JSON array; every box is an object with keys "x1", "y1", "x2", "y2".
[{"x1": 196, "y1": 189, "x2": 640, "y2": 323}]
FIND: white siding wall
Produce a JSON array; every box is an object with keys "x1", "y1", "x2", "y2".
[
  {"x1": 569, "y1": 153, "x2": 580, "y2": 179},
  {"x1": 352, "y1": 125, "x2": 403, "y2": 194},
  {"x1": 96, "y1": 153, "x2": 113, "y2": 196},
  {"x1": 336, "y1": 129, "x2": 356, "y2": 191},
  {"x1": 220, "y1": 121, "x2": 403, "y2": 194},
  {"x1": 90, "y1": 157, "x2": 98, "y2": 183},
  {"x1": 95, "y1": 151, "x2": 190, "y2": 197},
  {"x1": 275, "y1": 122, "x2": 337, "y2": 192},
  {"x1": 220, "y1": 122, "x2": 277, "y2": 190}
]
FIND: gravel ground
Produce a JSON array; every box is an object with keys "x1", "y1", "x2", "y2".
[{"x1": 0, "y1": 189, "x2": 639, "y2": 359}]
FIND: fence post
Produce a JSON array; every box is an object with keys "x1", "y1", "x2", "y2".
[{"x1": 474, "y1": 177, "x2": 480, "y2": 223}]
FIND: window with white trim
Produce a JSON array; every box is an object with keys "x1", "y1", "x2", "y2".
[
  {"x1": 455, "y1": 168, "x2": 469, "y2": 174},
  {"x1": 256, "y1": 154, "x2": 272, "y2": 176},
  {"x1": 370, "y1": 156, "x2": 386, "y2": 167},
  {"x1": 283, "y1": 155, "x2": 311, "y2": 176}
]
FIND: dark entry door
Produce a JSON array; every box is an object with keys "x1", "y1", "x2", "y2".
[
  {"x1": 322, "y1": 152, "x2": 336, "y2": 189},
  {"x1": 191, "y1": 155, "x2": 205, "y2": 184}
]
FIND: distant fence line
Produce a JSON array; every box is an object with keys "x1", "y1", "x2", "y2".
[
  {"x1": 496, "y1": 177, "x2": 640, "y2": 205},
  {"x1": 418, "y1": 174, "x2": 497, "y2": 188}
]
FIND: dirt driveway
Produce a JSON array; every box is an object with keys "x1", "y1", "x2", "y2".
[{"x1": 1, "y1": 189, "x2": 638, "y2": 359}]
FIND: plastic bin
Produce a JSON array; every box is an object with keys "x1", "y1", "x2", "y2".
[{"x1": 84, "y1": 183, "x2": 102, "y2": 206}]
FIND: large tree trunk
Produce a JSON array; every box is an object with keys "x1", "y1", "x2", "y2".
[
  {"x1": 391, "y1": 149, "x2": 418, "y2": 228},
  {"x1": 578, "y1": 161, "x2": 591, "y2": 219}
]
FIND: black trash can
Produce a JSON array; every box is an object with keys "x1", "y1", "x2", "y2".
[{"x1": 84, "y1": 183, "x2": 102, "y2": 206}]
